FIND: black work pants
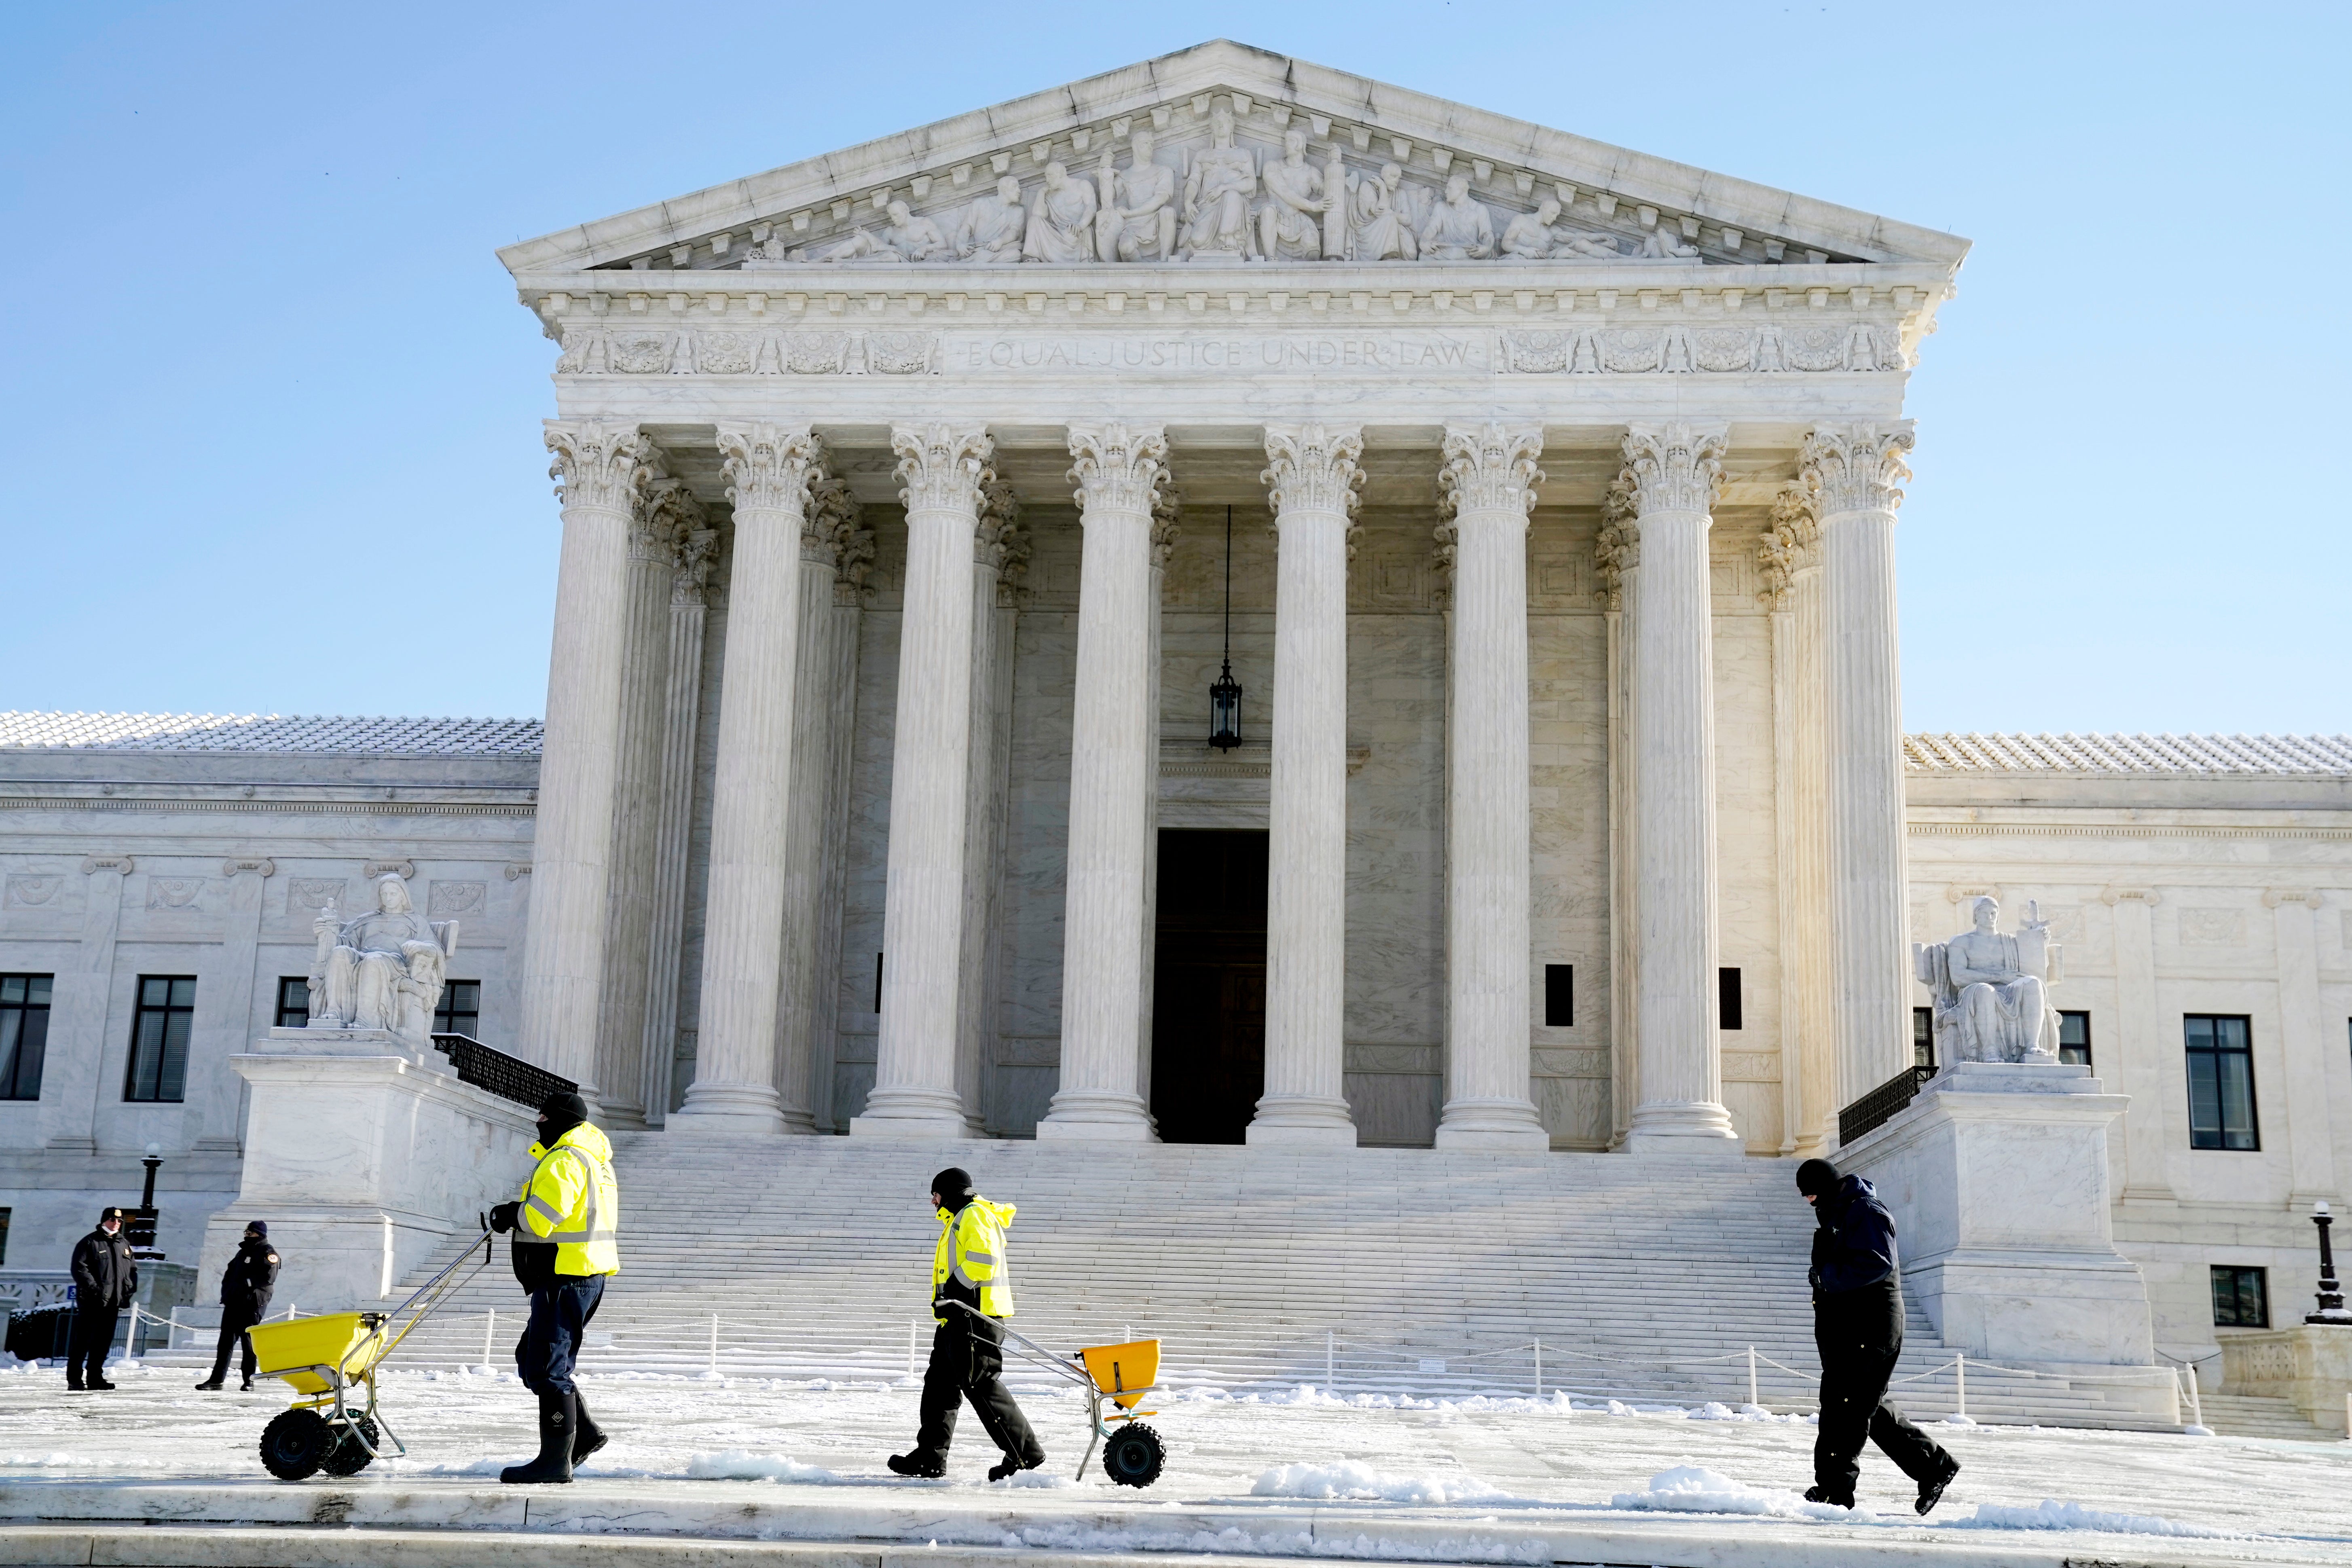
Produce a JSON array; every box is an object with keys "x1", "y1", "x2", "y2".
[
  {"x1": 1813, "y1": 1342, "x2": 1951, "y2": 1497},
  {"x1": 914, "y1": 1314, "x2": 1043, "y2": 1464},
  {"x1": 67, "y1": 1307, "x2": 120, "y2": 1386},
  {"x1": 207, "y1": 1308, "x2": 261, "y2": 1386},
  {"x1": 515, "y1": 1274, "x2": 605, "y2": 1397}
]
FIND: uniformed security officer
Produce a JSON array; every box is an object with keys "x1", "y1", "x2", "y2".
[
  {"x1": 888, "y1": 1167, "x2": 1046, "y2": 1481},
  {"x1": 197, "y1": 1221, "x2": 280, "y2": 1391},
  {"x1": 488, "y1": 1090, "x2": 620, "y2": 1485},
  {"x1": 67, "y1": 1207, "x2": 137, "y2": 1392}
]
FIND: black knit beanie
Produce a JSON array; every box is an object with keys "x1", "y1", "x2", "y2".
[{"x1": 1795, "y1": 1158, "x2": 1839, "y2": 1197}]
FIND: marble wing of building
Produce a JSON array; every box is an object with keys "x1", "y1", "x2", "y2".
[{"x1": 2, "y1": 42, "x2": 2346, "y2": 1389}]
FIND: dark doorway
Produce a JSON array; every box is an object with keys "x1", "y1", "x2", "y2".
[{"x1": 1150, "y1": 829, "x2": 1268, "y2": 1144}]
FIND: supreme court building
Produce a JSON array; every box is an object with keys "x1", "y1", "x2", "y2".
[{"x1": 3, "y1": 43, "x2": 2348, "y2": 1371}]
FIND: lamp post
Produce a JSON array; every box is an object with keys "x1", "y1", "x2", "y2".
[
  {"x1": 1208, "y1": 504, "x2": 1242, "y2": 751},
  {"x1": 128, "y1": 1143, "x2": 164, "y2": 1261},
  {"x1": 2310, "y1": 1201, "x2": 2352, "y2": 1325}
]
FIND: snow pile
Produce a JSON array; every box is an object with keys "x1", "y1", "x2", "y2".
[
  {"x1": 1252, "y1": 1460, "x2": 1520, "y2": 1505},
  {"x1": 1959, "y1": 1499, "x2": 2252, "y2": 1539},
  {"x1": 684, "y1": 1450, "x2": 843, "y2": 1484},
  {"x1": 1609, "y1": 1466, "x2": 1875, "y2": 1522}
]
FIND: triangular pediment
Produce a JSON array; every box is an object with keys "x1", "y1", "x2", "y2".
[{"x1": 499, "y1": 41, "x2": 1967, "y2": 280}]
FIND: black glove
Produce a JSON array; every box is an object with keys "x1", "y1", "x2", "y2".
[{"x1": 489, "y1": 1201, "x2": 520, "y2": 1235}]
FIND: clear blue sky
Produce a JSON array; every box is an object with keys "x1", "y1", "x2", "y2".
[{"x1": 4, "y1": 2, "x2": 2344, "y2": 734}]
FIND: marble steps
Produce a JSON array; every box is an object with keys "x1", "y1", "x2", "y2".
[{"x1": 2193, "y1": 1393, "x2": 2335, "y2": 1441}]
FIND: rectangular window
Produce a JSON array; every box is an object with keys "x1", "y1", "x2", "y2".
[
  {"x1": 1912, "y1": 1007, "x2": 1934, "y2": 1070},
  {"x1": 2058, "y1": 1010, "x2": 2092, "y2": 1069},
  {"x1": 875, "y1": 952, "x2": 884, "y2": 1015},
  {"x1": 0, "y1": 1206, "x2": 10, "y2": 1266},
  {"x1": 0, "y1": 974, "x2": 53, "y2": 1101},
  {"x1": 1542, "y1": 965, "x2": 1573, "y2": 1028},
  {"x1": 433, "y1": 980, "x2": 481, "y2": 1040},
  {"x1": 125, "y1": 976, "x2": 197, "y2": 1103},
  {"x1": 275, "y1": 977, "x2": 309, "y2": 1030},
  {"x1": 2210, "y1": 1264, "x2": 2269, "y2": 1328},
  {"x1": 2185, "y1": 1014, "x2": 2258, "y2": 1150},
  {"x1": 1717, "y1": 967, "x2": 1742, "y2": 1031}
]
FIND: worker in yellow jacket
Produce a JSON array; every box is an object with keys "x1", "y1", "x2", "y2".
[
  {"x1": 487, "y1": 1090, "x2": 619, "y2": 1485},
  {"x1": 889, "y1": 1166, "x2": 1045, "y2": 1480}
]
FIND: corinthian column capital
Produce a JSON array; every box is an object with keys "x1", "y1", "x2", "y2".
[
  {"x1": 1067, "y1": 423, "x2": 1169, "y2": 517},
  {"x1": 547, "y1": 422, "x2": 656, "y2": 514},
  {"x1": 1150, "y1": 483, "x2": 1184, "y2": 566},
  {"x1": 1799, "y1": 421, "x2": 1916, "y2": 516},
  {"x1": 977, "y1": 478, "x2": 1029, "y2": 579},
  {"x1": 1438, "y1": 423, "x2": 1544, "y2": 520},
  {"x1": 1262, "y1": 424, "x2": 1366, "y2": 518},
  {"x1": 1595, "y1": 470, "x2": 1641, "y2": 609},
  {"x1": 671, "y1": 528, "x2": 719, "y2": 605},
  {"x1": 637, "y1": 472, "x2": 704, "y2": 563},
  {"x1": 1755, "y1": 482, "x2": 1817, "y2": 608},
  {"x1": 717, "y1": 424, "x2": 824, "y2": 515},
  {"x1": 893, "y1": 423, "x2": 993, "y2": 517},
  {"x1": 1622, "y1": 423, "x2": 1729, "y2": 516}
]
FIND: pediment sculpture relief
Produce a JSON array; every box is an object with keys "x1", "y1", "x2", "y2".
[{"x1": 738, "y1": 109, "x2": 1716, "y2": 271}]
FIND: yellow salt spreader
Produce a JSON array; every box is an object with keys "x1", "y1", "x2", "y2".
[
  {"x1": 941, "y1": 1299, "x2": 1167, "y2": 1486},
  {"x1": 243, "y1": 1224, "x2": 493, "y2": 1480}
]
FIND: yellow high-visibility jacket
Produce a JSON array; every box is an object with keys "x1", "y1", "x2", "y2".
[
  {"x1": 518, "y1": 1122, "x2": 620, "y2": 1277},
  {"x1": 931, "y1": 1197, "x2": 1015, "y2": 1321}
]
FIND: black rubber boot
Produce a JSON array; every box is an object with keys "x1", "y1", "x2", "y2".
[
  {"x1": 195, "y1": 1379, "x2": 224, "y2": 1391},
  {"x1": 887, "y1": 1451, "x2": 946, "y2": 1478},
  {"x1": 1915, "y1": 1456, "x2": 1960, "y2": 1516},
  {"x1": 572, "y1": 1389, "x2": 607, "y2": 1465},
  {"x1": 499, "y1": 1390, "x2": 576, "y2": 1484},
  {"x1": 988, "y1": 1452, "x2": 1044, "y2": 1482},
  {"x1": 1804, "y1": 1484, "x2": 1855, "y2": 1509}
]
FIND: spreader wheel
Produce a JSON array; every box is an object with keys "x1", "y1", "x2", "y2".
[
  {"x1": 259, "y1": 1408, "x2": 334, "y2": 1481},
  {"x1": 1102, "y1": 1422, "x2": 1165, "y2": 1488},
  {"x1": 319, "y1": 1414, "x2": 381, "y2": 1477}
]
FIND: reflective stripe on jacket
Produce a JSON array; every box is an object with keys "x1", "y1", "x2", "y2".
[
  {"x1": 518, "y1": 1122, "x2": 620, "y2": 1277},
  {"x1": 932, "y1": 1197, "x2": 1016, "y2": 1321}
]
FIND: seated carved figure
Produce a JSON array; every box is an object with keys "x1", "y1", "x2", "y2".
[
  {"x1": 308, "y1": 874, "x2": 458, "y2": 1049},
  {"x1": 1913, "y1": 897, "x2": 2061, "y2": 1065}
]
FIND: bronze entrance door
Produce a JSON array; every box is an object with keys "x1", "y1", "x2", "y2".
[{"x1": 1149, "y1": 829, "x2": 1268, "y2": 1144}]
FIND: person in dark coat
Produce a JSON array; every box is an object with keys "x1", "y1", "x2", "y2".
[
  {"x1": 1798, "y1": 1158, "x2": 1960, "y2": 1513},
  {"x1": 197, "y1": 1221, "x2": 279, "y2": 1391},
  {"x1": 67, "y1": 1207, "x2": 138, "y2": 1392}
]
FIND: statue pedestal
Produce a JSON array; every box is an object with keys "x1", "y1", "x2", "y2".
[
  {"x1": 195, "y1": 1028, "x2": 537, "y2": 1312},
  {"x1": 1838, "y1": 1062, "x2": 2171, "y2": 1417}
]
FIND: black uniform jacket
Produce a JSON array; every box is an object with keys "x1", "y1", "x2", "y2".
[
  {"x1": 70, "y1": 1229, "x2": 139, "y2": 1311},
  {"x1": 1810, "y1": 1174, "x2": 1904, "y2": 1358},
  {"x1": 219, "y1": 1237, "x2": 281, "y2": 1320}
]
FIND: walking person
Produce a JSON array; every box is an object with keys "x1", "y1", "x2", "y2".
[
  {"x1": 67, "y1": 1207, "x2": 138, "y2": 1392},
  {"x1": 488, "y1": 1090, "x2": 619, "y2": 1485},
  {"x1": 196, "y1": 1221, "x2": 279, "y2": 1391},
  {"x1": 1797, "y1": 1158, "x2": 1961, "y2": 1513},
  {"x1": 889, "y1": 1167, "x2": 1046, "y2": 1481}
]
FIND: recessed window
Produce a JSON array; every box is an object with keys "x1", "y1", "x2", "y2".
[
  {"x1": 126, "y1": 976, "x2": 196, "y2": 1103},
  {"x1": 1543, "y1": 965, "x2": 1573, "y2": 1028},
  {"x1": 434, "y1": 980, "x2": 482, "y2": 1040},
  {"x1": 1912, "y1": 1007, "x2": 1934, "y2": 1070},
  {"x1": 2210, "y1": 1265, "x2": 2269, "y2": 1328},
  {"x1": 2185, "y1": 1014, "x2": 2257, "y2": 1150},
  {"x1": 1717, "y1": 967, "x2": 1742, "y2": 1031},
  {"x1": 2058, "y1": 1010, "x2": 2091, "y2": 1068},
  {"x1": 0, "y1": 974, "x2": 53, "y2": 1101},
  {"x1": 0, "y1": 1207, "x2": 10, "y2": 1265},
  {"x1": 275, "y1": 977, "x2": 309, "y2": 1030}
]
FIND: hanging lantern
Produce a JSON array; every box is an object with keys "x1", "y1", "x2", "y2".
[{"x1": 1208, "y1": 506, "x2": 1242, "y2": 750}]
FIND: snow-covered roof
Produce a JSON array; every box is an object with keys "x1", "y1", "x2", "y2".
[
  {"x1": 0, "y1": 712, "x2": 544, "y2": 756},
  {"x1": 1903, "y1": 732, "x2": 2352, "y2": 777}
]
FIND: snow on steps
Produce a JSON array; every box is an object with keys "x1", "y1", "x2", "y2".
[
  {"x1": 377, "y1": 1136, "x2": 2175, "y2": 1429},
  {"x1": 2194, "y1": 1393, "x2": 2334, "y2": 1441}
]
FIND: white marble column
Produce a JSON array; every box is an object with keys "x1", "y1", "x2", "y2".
[
  {"x1": 674, "y1": 425, "x2": 823, "y2": 1134},
  {"x1": 772, "y1": 484, "x2": 848, "y2": 1136},
  {"x1": 188, "y1": 857, "x2": 272, "y2": 1152},
  {"x1": 596, "y1": 465, "x2": 694, "y2": 1128},
  {"x1": 2267, "y1": 889, "x2": 2338, "y2": 1205},
  {"x1": 814, "y1": 506, "x2": 875, "y2": 1129},
  {"x1": 1622, "y1": 423, "x2": 1742, "y2": 1154},
  {"x1": 1434, "y1": 424, "x2": 1549, "y2": 1149},
  {"x1": 637, "y1": 527, "x2": 717, "y2": 1124},
  {"x1": 852, "y1": 423, "x2": 993, "y2": 1138},
  {"x1": 1597, "y1": 476, "x2": 1640, "y2": 1148},
  {"x1": 1250, "y1": 424, "x2": 1364, "y2": 1146},
  {"x1": 1804, "y1": 422, "x2": 1918, "y2": 1104},
  {"x1": 1762, "y1": 485, "x2": 1835, "y2": 1155},
  {"x1": 2102, "y1": 887, "x2": 2177, "y2": 1198},
  {"x1": 955, "y1": 481, "x2": 1027, "y2": 1136},
  {"x1": 1038, "y1": 423, "x2": 1169, "y2": 1143},
  {"x1": 523, "y1": 423, "x2": 655, "y2": 1092}
]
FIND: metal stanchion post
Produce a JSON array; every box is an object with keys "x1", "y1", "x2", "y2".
[
  {"x1": 708, "y1": 1314, "x2": 719, "y2": 1376},
  {"x1": 1747, "y1": 1345, "x2": 1758, "y2": 1409},
  {"x1": 1326, "y1": 1330, "x2": 1335, "y2": 1393},
  {"x1": 1533, "y1": 1338, "x2": 1542, "y2": 1399},
  {"x1": 1955, "y1": 1352, "x2": 1967, "y2": 1421},
  {"x1": 482, "y1": 1308, "x2": 495, "y2": 1370}
]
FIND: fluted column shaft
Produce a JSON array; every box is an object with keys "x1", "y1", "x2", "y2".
[
  {"x1": 1250, "y1": 425, "x2": 1363, "y2": 1145},
  {"x1": 639, "y1": 529, "x2": 716, "y2": 1123},
  {"x1": 1434, "y1": 425, "x2": 1549, "y2": 1149},
  {"x1": 674, "y1": 425, "x2": 822, "y2": 1134},
  {"x1": 852, "y1": 424, "x2": 993, "y2": 1138},
  {"x1": 955, "y1": 485, "x2": 1026, "y2": 1136},
  {"x1": 1597, "y1": 477, "x2": 1640, "y2": 1147},
  {"x1": 1037, "y1": 423, "x2": 1169, "y2": 1142},
  {"x1": 1762, "y1": 486, "x2": 1834, "y2": 1155},
  {"x1": 1805, "y1": 422, "x2": 1917, "y2": 1104},
  {"x1": 1623, "y1": 423, "x2": 1741, "y2": 1153},
  {"x1": 770, "y1": 510, "x2": 842, "y2": 1136},
  {"x1": 524, "y1": 422, "x2": 654, "y2": 1092}
]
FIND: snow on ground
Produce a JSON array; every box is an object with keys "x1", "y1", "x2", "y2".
[{"x1": 1, "y1": 1357, "x2": 2346, "y2": 1555}]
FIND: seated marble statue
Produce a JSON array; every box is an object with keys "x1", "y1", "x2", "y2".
[
  {"x1": 1499, "y1": 198, "x2": 1565, "y2": 259},
  {"x1": 791, "y1": 201, "x2": 949, "y2": 265},
  {"x1": 1023, "y1": 161, "x2": 1098, "y2": 263},
  {"x1": 1913, "y1": 896, "x2": 2061, "y2": 1065},
  {"x1": 1419, "y1": 173, "x2": 1495, "y2": 260},
  {"x1": 1345, "y1": 164, "x2": 1417, "y2": 261},
  {"x1": 956, "y1": 177, "x2": 1030, "y2": 263},
  {"x1": 308, "y1": 874, "x2": 458, "y2": 1049}
]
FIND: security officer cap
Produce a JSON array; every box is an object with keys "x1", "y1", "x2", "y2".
[{"x1": 97, "y1": 1206, "x2": 126, "y2": 1223}]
